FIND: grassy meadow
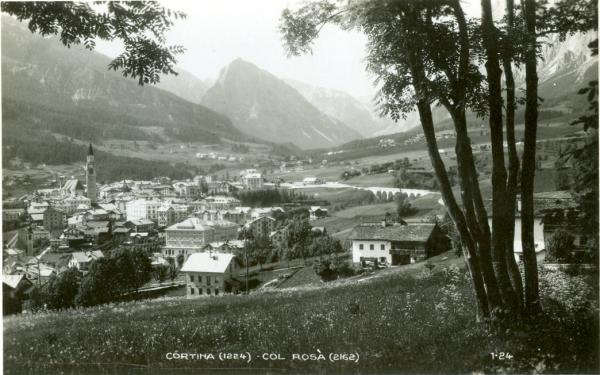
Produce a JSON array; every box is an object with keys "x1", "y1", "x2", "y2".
[{"x1": 4, "y1": 266, "x2": 598, "y2": 375}]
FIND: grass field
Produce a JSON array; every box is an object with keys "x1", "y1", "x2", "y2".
[
  {"x1": 311, "y1": 193, "x2": 443, "y2": 242},
  {"x1": 332, "y1": 202, "x2": 397, "y2": 218},
  {"x1": 344, "y1": 172, "x2": 396, "y2": 187},
  {"x1": 4, "y1": 266, "x2": 598, "y2": 375}
]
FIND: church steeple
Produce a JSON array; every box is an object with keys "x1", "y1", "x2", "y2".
[{"x1": 86, "y1": 144, "x2": 97, "y2": 204}]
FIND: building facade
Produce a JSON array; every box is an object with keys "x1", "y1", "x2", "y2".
[
  {"x1": 163, "y1": 217, "x2": 239, "y2": 259},
  {"x1": 126, "y1": 199, "x2": 162, "y2": 222},
  {"x1": 181, "y1": 252, "x2": 239, "y2": 297},
  {"x1": 245, "y1": 216, "x2": 276, "y2": 239},
  {"x1": 351, "y1": 223, "x2": 449, "y2": 265}
]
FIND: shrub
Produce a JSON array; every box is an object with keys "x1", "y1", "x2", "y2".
[
  {"x1": 43, "y1": 268, "x2": 80, "y2": 310},
  {"x1": 332, "y1": 258, "x2": 357, "y2": 277},
  {"x1": 538, "y1": 268, "x2": 595, "y2": 313},
  {"x1": 545, "y1": 229, "x2": 574, "y2": 263}
]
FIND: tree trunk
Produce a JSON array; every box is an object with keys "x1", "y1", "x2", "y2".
[
  {"x1": 503, "y1": 0, "x2": 525, "y2": 310},
  {"x1": 447, "y1": 1, "x2": 504, "y2": 312},
  {"x1": 521, "y1": 0, "x2": 542, "y2": 314},
  {"x1": 452, "y1": 110, "x2": 503, "y2": 311},
  {"x1": 415, "y1": 100, "x2": 490, "y2": 319},
  {"x1": 480, "y1": 0, "x2": 519, "y2": 313}
]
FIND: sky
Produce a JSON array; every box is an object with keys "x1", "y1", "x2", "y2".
[
  {"x1": 96, "y1": 0, "x2": 376, "y2": 99},
  {"x1": 94, "y1": 0, "x2": 491, "y2": 99}
]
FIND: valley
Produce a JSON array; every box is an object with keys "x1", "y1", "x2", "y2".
[{"x1": 1, "y1": 3, "x2": 598, "y2": 375}]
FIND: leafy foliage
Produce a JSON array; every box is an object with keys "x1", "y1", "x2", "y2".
[
  {"x1": 75, "y1": 248, "x2": 153, "y2": 307},
  {"x1": 234, "y1": 189, "x2": 308, "y2": 207},
  {"x1": 42, "y1": 268, "x2": 80, "y2": 310},
  {"x1": 395, "y1": 192, "x2": 417, "y2": 217},
  {"x1": 545, "y1": 230, "x2": 575, "y2": 264},
  {"x1": 1, "y1": 1, "x2": 186, "y2": 85}
]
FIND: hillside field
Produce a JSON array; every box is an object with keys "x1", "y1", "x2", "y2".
[{"x1": 4, "y1": 265, "x2": 597, "y2": 375}]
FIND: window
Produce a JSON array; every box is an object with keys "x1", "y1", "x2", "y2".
[
  {"x1": 198, "y1": 275, "x2": 202, "y2": 283},
  {"x1": 380, "y1": 244, "x2": 385, "y2": 250},
  {"x1": 370, "y1": 244, "x2": 374, "y2": 250},
  {"x1": 207, "y1": 276, "x2": 211, "y2": 286},
  {"x1": 190, "y1": 287, "x2": 194, "y2": 295},
  {"x1": 199, "y1": 288, "x2": 203, "y2": 295},
  {"x1": 215, "y1": 289, "x2": 219, "y2": 295},
  {"x1": 207, "y1": 288, "x2": 211, "y2": 295},
  {"x1": 215, "y1": 277, "x2": 220, "y2": 285},
  {"x1": 190, "y1": 275, "x2": 194, "y2": 282},
  {"x1": 359, "y1": 244, "x2": 364, "y2": 250}
]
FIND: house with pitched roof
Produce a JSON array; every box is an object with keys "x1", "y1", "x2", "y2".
[
  {"x1": 350, "y1": 222, "x2": 449, "y2": 266},
  {"x1": 181, "y1": 252, "x2": 240, "y2": 298},
  {"x1": 484, "y1": 191, "x2": 580, "y2": 262},
  {"x1": 68, "y1": 250, "x2": 104, "y2": 272},
  {"x1": 3, "y1": 274, "x2": 33, "y2": 315}
]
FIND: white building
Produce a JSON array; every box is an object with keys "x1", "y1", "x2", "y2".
[
  {"x1": 173, "y1": 182, "x2": 202, "y2": 199},
  {"x1": 68, "y1": 250, "x2": 104, "y2": 271},
  {"x1": 157, "y1": 204, "x2": 189, "y2": 227},
  {"x1": 350, "y1": 223, "x2": 449, "y2": 265},
  {"x1": 245, "y1": 216, "x2": 276, "y2": 239},
  {"x1": 200, "y1": 196, "x2": 241, "y2": 211},
  {"x1": 126, "y1": 199, "x2": 162, "y2": 222},
  {"x1": 61, "y1": 195, "x2": 92, "y2": 215},
  {"x1": 242, "y1": 172, "x2": 263, "y2": 190},
  {"x1": 163, "y1": 217, "x2": 239, "y2": 259},
  {"x1": 181, "y1": 252, "x2": 239, "y2": 297}
]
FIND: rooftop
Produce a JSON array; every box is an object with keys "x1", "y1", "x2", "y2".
[
  {"x1": 349, "y1": 223, "x2": 437, "y2": 243},
  {"x1": 3, "y1": 274, "x2": 26, "y2": 289},
  {"x1": 71, "y1": 250, "x2": 104, "y2": 263},
  {"x1": 167, "y1": 217, "x2": 238, "y2": 231},
  {"x1": 181, "y1": 252, "x2": 235, "y2": 273}
]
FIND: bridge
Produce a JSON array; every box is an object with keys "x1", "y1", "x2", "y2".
[{"x1": 358, "y1": 187, "x2": 434, "y2": 201}]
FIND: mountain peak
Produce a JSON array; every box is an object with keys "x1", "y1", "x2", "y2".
[{"x1": 203, "y1": 61, "x2": 362, "y2": 149}]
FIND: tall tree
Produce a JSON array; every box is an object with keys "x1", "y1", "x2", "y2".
[
  {"x1": 1, "y1": 1, "x2": 186, "y2": 85},
  {"x1": 520, "y1": 0, "x2": 542, "y2": 314},
  {"x1": 500, "y1": 0, "x2": 525, "y2": 310},
  {"x1": 280, "y1": 0, "x2": 597, "y2": 320},
  {"x1": 480, "y1": 0, "x2": 520, "y2": 312}
]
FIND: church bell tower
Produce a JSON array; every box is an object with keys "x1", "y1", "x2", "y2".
[{"x1": 86, "y1": 143, "x2": 97, "y2": 204}]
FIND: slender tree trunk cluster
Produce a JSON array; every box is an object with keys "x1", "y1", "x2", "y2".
[
  {"x1": 502, "y1": 0, "x2": 525, "y2": 310},
  {"x1": 405, "y1": 0, "x2": 541, "y2": 320},
  {"x1": 520, "y1": 0, "x2": 542, "y2": 314}
]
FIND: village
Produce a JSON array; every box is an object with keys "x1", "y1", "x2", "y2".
[{"x1": 2, "y1": 139, "x2": 590, "y2": 313}]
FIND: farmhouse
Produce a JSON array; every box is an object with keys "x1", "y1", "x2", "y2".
[
  {"x1": 3, "y1": 274, "x2": 33, "y2": 315},
  {"x1": 350, "y1": 223, "x2": 449, "y2": 266},
  {"x1": 181, "y1": 252, "x2": 239, "y2": 298},
  {"x1": 484, "y1": 191, "x2": 579, "y2": 262},
  {"x1": 309, "y1": 206, "x2": 328, "y2": 221}
]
